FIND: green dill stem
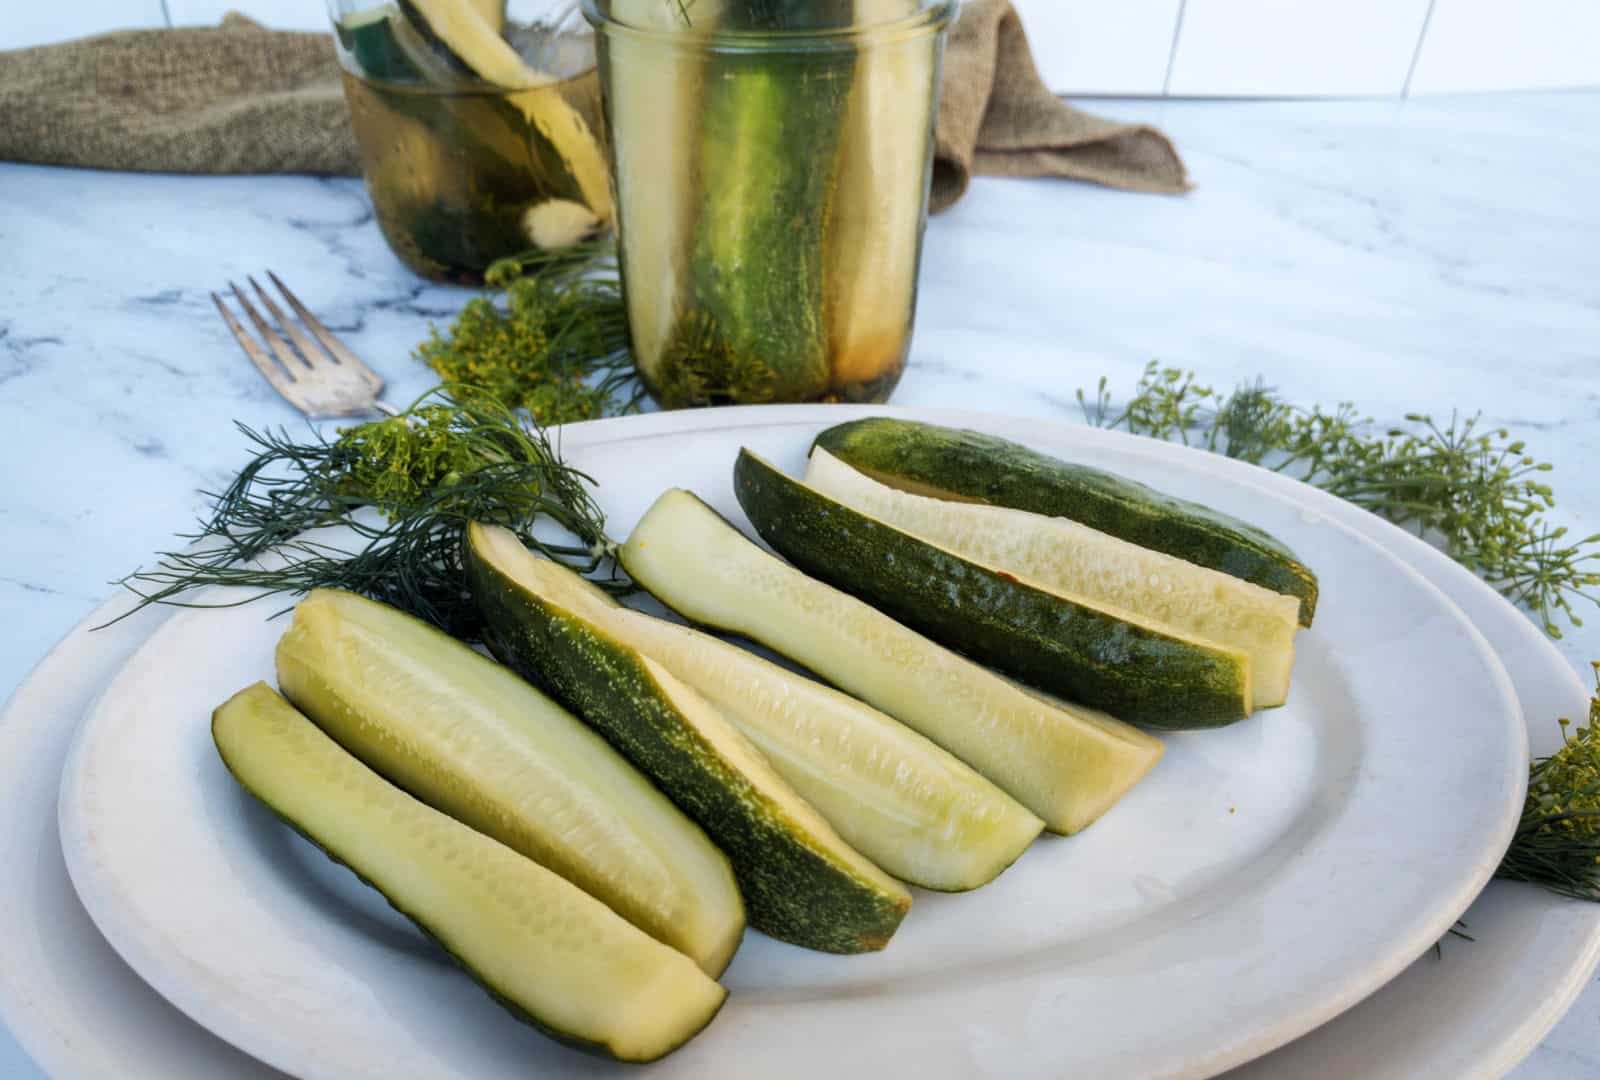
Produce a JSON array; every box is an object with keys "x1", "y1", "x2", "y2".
[
  {"x1": 1080, "y1": 361, "x2": 1600, "y2": 639},
  {"x1": 113, "y1": 242, "x2": 648, "y2": 638},
  {"x1": 1127, "y1": 394, "x2": 1600, "y2": 906},
  {"x1": 107, "y1": 387, "x2": 623, "y2": 640}
]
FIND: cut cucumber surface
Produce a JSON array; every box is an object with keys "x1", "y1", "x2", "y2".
[
  {"x1": 806, "y1": 447, "x2": 1300, "y2": 708},
  {"x1": 824, "y1": 0, "x2": 938, "y2": 393},
  {"x1": 735, "y1": 450, "x2": 1252, "y2": 728},
  {"x1": 470, "y1": 524, "x2": 1044, "y2": 891},
  {"x1": 619, "y1": 490, "x2": 1165, "y2": 834},
  {"x1": 466, "y1": 0, "x2": 506, "y2": 34},
  {"x1": 467, "y1": 527, "x2": 913, "y2": 952},
  {"x1": 212, "y1": 682, "x2": 726, "y2": 1063},
  {"x1": 600, "y1": 7, "x2": 698, "y2": 379},
  {"x1": 814, "y1": 417, "x2": 1320, "y2": 626},
  {"x1": 275, "y1": 589, "x2": 744, "y2": 977},
  {"x1": 601, "y1": 0, "x2": 733, "y2": 388},
  {"x1": 401, "y1": 0, "x2": 555, "y2": 85}
]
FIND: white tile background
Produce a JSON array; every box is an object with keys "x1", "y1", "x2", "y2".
[
  {"x1": 1408, "y1": 0, "x2": 1600, "y2": 94},
  {"x1": 0, "y1": 4, "x2": 1594, "y2": 100},
  {"x1": 1010, "y1": 0, "x2": 1183, "y2": 96},
  {"x1": 1163, "y1": 0, "x2": 1434, "y2": 96},
  {"x1": 1008, "y1": 0, "x2": 1598, "y2": 97}
]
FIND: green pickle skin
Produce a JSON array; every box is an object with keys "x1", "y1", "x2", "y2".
[{"x1": 651, "y1": 1, "x2": 860, "y2": 406}]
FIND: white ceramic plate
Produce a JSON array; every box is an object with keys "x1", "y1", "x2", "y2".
[
  {"x1": 54, "y1": 408, "x2": 1526, "y2": 1080},
  {"x1": 1, "y1": 406, "x2": 1590, "y2": 1080}
]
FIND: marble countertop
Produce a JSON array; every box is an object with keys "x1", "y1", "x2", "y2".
[{"x1": 3, "y1": 90, "x2": 1598, "y2": 1077}]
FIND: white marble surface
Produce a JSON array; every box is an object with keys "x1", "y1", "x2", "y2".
[{"x1": 2, "y1": 91, "x2": 1598, "y2": 1077}]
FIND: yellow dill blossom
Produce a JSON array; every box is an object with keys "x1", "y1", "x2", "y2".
[
  {"x1": 415, "y1": 241, "x2": 643, "y2": 424},
  {"x1": 334, "y1": 407, "x2": 504, "y2": 514},
  {"x1": 1498, "y1": 663, "x2": 1600, "y2": 900}
]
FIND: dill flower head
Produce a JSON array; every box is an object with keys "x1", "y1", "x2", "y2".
[
  {"x1": 1528, "y1": 668, "x2": 1600, "y2": 841},
  {"x1": 414, "y1": 242, "x2": 638, "y2": 424},
  {"x1": 333, "y1": 406, "x2": 483, "y2": 512},
  {"x1": 1498, "y1": 664, "x2": 1600, "y2": 899}
]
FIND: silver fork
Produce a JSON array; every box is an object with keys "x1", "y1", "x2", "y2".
[{"x1": 212, "y1": 272, "x2": 396, "y2": 418}]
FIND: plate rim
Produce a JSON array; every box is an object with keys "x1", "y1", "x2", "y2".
[{"x1": 52, "y1": 404, "x2": 1528, "y2": 1079}]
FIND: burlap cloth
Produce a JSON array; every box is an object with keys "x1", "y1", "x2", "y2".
[{"x1": 0, "y1": 0, "x2": 1189, "y2": 210}]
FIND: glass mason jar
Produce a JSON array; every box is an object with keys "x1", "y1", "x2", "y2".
[
  {"x1": 328, "y1": 0, "x2": 613, "y2": 283},
  {"x1": 584, "y1": 1, "x2": 957, "y2": 407}
]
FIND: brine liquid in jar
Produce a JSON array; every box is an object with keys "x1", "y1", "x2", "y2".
[{"x1": 335, "y1": 8, "x2": 611, "y2": 284}]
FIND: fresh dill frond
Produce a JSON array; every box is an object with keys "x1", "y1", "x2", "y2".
[
  {"x1": 115, "y1": 243, "x2": 643, "y2": 639},
  {"x1": 1083, "y1": 364, "x2": 1600, "y2": 904},
  {"x1": 109, "y1": 388, "x2": 621, "y2": 641},
  {"x1": 416, "y1": 239, "x2": 645, "y2": 425},
  {"x1": 1497, "y1": 665, "x2": 1600, "y2": 900},
  {"x1": 1079, "y1": 362, "x2": 1600, "y2": 638}
]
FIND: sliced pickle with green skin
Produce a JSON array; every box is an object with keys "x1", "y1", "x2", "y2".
[
  {"x1": 732, "y1": 449, "x2": 1254, "y2": 728},
  {"x1": 668, "y1": 43, "x2": 851, "y2": 405},
  {"x1": 337, "y1": 7, "x2": 422, "y2": 83},
  {"x1": 813, "y1": 417, "x2": 1321, "y2": 625},
  {"x1": 620, "y1": 487, "x2": 1166, "y2": 833},
  {"x1": 339, "y1": 5, "x2": 481, "y2": 87},
  {"x1": 211, "y1": 682, "x2": 727, "y2": 1063},
  {"x1": 466, "y1": 528, "x2": 913, "y2": 953},
  {"x1": 469, "y1": 524, "x2": 1045, "y2": 891},
  {"x1": 398, "y1": 0, "x2": 613, "y2": 220},
  {"x1": 275, "y1": 588, "x2": 745, "y2": 977},
  {"x1": 805, "y1": 446, "x2": 1301, "y2": 707}
]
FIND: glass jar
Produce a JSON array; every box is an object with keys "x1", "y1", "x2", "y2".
[
  {"x1": 328, "y1": 0, "x2": 613, "y2": 283},
  {"x1": 584, "y1": 0, "x2": 958, "y2": 407}
]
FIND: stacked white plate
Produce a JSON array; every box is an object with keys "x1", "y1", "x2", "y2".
[{"x1": 4, "y1": 407, "x2": 1596, "y2": 1078}]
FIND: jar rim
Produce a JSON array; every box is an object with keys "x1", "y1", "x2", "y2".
[{"x1": 580, "y1": 0, "x2": 959, "y2": 49}]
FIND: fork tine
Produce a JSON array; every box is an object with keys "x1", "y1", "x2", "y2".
[
  {"x1": 230, "y1": 282, "x2": 313, "y2": 376},
  {"x1": 267, "y1": 270, "x2": 384, "y2": 392},
  {"x1": 212, "y1": 291, "x2": 302, "y2": 404},
  {"x1": 248, "y1": 275, "x2": 327, "y2": 373}
]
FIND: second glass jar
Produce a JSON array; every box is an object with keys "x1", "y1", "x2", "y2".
[{"x1": 330, "y1": 0, "x2": 612, "y2": 283}]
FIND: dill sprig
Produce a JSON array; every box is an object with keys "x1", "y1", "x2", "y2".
[
  {"x1": 1082, "y1": 364, "x2": 1600, "y2": 904},
  {"x1": 1079, "y1": 362, "x2": 1600, "y2": 638},
  {"x1": 1497, "y1": 665, "x2": 1600, "y2": 900},
  {"x1": 109, "y1": 389, "x2": 620, "y2": 640},
  {"x1": 415, "y1": 239, "x2": 645, "y2": 425}
]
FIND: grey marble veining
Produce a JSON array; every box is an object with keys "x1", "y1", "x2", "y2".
[{"x1": 2, "y1": 90, "x2": 1599, "y2": 1078}]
